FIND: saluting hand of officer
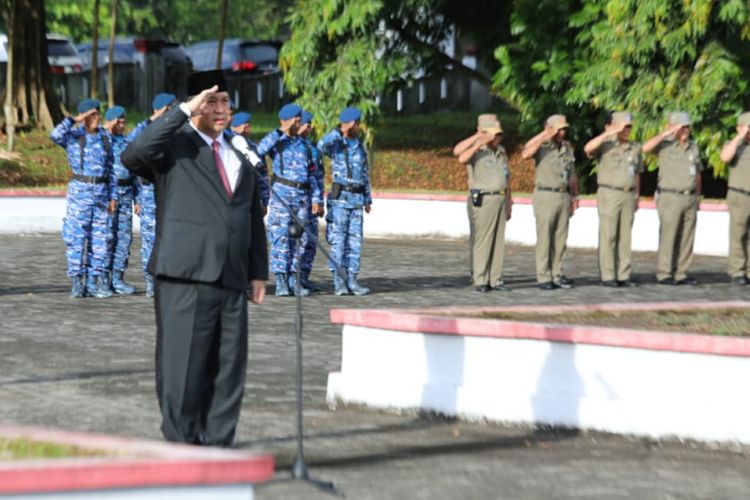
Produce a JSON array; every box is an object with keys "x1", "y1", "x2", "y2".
[
  {"x1": 74, "y1": 108, "x2": 98, "y2": 123},
  {"x1": 737, "y1": 125, "x2": 750, "y2": 138},
  {"x1": 150, "y1": 106, "x2": 168, "y2": 121},
  {"x1": 663, "y1": 123, "x2": 684, "y2": 137},
  {"x1": 186, "y1": 85, "x2": 219, "y2": 116}
]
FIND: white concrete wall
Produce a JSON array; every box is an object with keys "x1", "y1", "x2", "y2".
[
  {"x1": 0, "y1": 195, "x2": 730, "y2": 256},
  {"x1": 328, "y1": 325, "x2": 750, "y2": 444}
]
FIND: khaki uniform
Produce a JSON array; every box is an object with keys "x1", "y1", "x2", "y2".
[
  {"x1": 654, "y1": 139, "x2": 703, "y2": 281},
  {"x1": 593, "y1": 139, "x2": 643, "y2": 281},
  {"x1": 726, "y1": 141, "x2": 750, "y2": 278},
  {"x1": 533, "y1": 141, "x2": 575, "y2": 284},
  {"x1": 467, "y1": 145, "x2": 510, "y2": 287}
]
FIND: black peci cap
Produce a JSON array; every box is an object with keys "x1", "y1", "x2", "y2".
[{"x1": 187, "y1": 70, "x2": 228, "y2": 97}]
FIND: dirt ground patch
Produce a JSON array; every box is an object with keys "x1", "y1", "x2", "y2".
[{"x1": 450, "y1": 308, "x2": 750, "y2": 337}]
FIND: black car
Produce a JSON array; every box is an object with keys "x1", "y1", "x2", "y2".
[{"x1": 186, "y1": 39, "x2": 281, "y2": 74}]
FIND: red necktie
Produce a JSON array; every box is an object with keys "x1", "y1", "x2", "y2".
[{"x1": 212, "y1": 140, "x2": 233, "y2": 197}]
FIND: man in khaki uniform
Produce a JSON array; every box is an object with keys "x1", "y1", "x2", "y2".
[
  {"x1": 584, "y1": 112, "x2": 643, "y2": 287},
  {"x1": 642, "y1": 112, "x2": 703, "y2": 285},
  {"x1": 521, "y1": 114, "x2": 579, "y2": 290},
  {"x1": 719, "y1": 112, "x2": 750, "y2": 285},
  {"x1": 453, "y1": 114, "x2": 513, "y2": 292}
]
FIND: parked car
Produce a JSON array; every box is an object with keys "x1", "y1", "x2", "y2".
[
  {"x1": 0, "y1": 33, "x2": 83, "y2": 74},
  {"x1": 186, "y1": 39, "x2": 281, "y2": 74},
  {"x1": 76, "y1": 37, "x2": 191, "y2": 73}
]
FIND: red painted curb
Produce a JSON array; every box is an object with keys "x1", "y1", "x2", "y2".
[
  {"x1": 0, "y1": 426, "x2": 274, "y2": 494},
  {"x1": 330, "y1": 301, "x2": 750, "y2": 357}
]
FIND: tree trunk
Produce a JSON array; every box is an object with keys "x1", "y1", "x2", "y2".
[
  {"x1": 107, "y1": 0, "x2": 117, "y2": 107},
  {"x1": 91, "y1": 0, "x2": 100, "y2": 99},
  {"x1": 4, "y1": 0, "x2": 64, "y2": 131},
  {"x1": 217, "y1": 0, "x2": 229, "y2": 70},
  {"x1": 4, "y1": 0, "x2": 16, "y2": 151}
]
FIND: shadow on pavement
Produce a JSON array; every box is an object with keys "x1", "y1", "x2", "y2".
[
  {"x1": 0, "y1": 285, "x2": 69, "y2": 296},
  {"x1": 0, "y1": 368, "x2": 153, "y2": 386}
]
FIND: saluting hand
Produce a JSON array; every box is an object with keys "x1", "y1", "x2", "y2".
[
  {"x1": 74, "y1": 109, "x2": 98, "y2": 123},
  {"x1": 738, "y1": 125, "x2": 750, "y2": 138},
  {"x1": 186, "y1": 85, "x2": 219, "y2": 116},
  {"x1": 150, "y1": 106, "x2": 168, "y2": 121},
  {"x1": 663, "y1": 123, "x2": 683, "y2": 137}
]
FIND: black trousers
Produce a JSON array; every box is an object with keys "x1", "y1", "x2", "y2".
[{"x1": 154, "y1": 277, "x2": 248, "y2": 446}]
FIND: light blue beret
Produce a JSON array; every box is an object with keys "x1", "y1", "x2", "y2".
[
  {"x1": 231, "y1": 111, "x2": 252, "y2": 128},
  {"x1": 278, "y1": 103, "x2": 302, "y2": 120},
  {"x1": 152, "y1": 93, "x2": 175, "y2": 111},
  {"x1": 77, "y1": 98, "x2": 100, "y2": 114},
  {"x1": 339, "y1": 107, "x2": 361, "y2": 123},
  {"x1": 104, "y1": 105, "x2": 125, "y2": 121}
]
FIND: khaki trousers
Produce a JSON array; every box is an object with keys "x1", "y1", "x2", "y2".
[
  {"x1": 469, "y1": 193, "x2": 507, "y2": 286},
  {"x1": 656, "y1": 192, "x2": 698, "y2": 281},
  {"x1": 597, "y1": 188, "x2": 637, "y2": 281},
  {"x1": 727, "y1": 190, "x2": 750, "y2": 278},
  {"x1": 533, "y1": 190, "x2": 570, "y2": 284}
]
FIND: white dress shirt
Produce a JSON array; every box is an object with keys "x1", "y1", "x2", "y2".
[{"x1": 179, "y1": 103, "x2": 241, "y2": 191}]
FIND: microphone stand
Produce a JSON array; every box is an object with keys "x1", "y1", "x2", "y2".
[{"x1": 235, "y1": 136, "x2": 343, "y2": 496}]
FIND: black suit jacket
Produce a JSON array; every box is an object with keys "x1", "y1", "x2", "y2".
[{"x1": 121, "y1": 107, "x2": 268, "y2": 291}]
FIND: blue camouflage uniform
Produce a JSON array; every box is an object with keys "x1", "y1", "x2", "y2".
[
  {"x1": 51, "y1": 100, "x2": 116, "y2": 297},
  {"x1": 105, "y1": 107, "x2": 140, "y2": 292},
  {"x1": 318, "y1": 107, "x2": 372, "y2": 295},
  {"x1": 299, "y1": 134, "x2": 324, "y2": 278},
  {"x1": 258, "y1": 130, "x2": 322, "y2": 278},
  {"x1": 129, "y1": 119, "x2": 156, "y2": 282}
]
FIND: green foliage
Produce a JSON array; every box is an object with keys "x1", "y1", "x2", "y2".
[
  {"x1": 45, "y1": 0, "x2": 293, "y2": 44},
  {"x1": 493, "y1": 0, "x2": 750, "y2": 178}
]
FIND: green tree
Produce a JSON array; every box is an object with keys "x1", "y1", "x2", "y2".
[
  {"x1": 493, "y1": 0, "x2": 750, "y2": 177},
  {"x1": 281, "y1": 0, "x2": 506, "y2": 134}
]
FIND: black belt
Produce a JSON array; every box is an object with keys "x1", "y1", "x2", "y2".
[
  {"x1": 71, "y1": 174, "x2": 107, "y2": 184},
  {"x1": 332, "y1": 182, "x2": 366, "y2": 194},
  {"x1": 728, "y1": 186, "x2": 750, "y2": 196},
  {"x1": 272, "y1": 175, "x2": 310, "y2": 190},
  {"x1": 475, "y1": 189, "x2": 506, "y2": 196},
  {"x1": 536, "y1": 185, "x2": 569, "y2": 193},
  {"x1": 598, "y1": 183, "x2": 635, "y2": 193},
  {"x1": 658, "y1": 187, "x2": 695, "y2": 196},
  {"x1": 117, "y1": 178, "x2": 134, "y2": 187}
]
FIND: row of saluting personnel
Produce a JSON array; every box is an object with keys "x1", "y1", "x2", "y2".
[
  {"x1": 51, "y1": 76, "x2": 372, "y2": 300},
  {"x1": 454, "y1": 110, "x2": 750, "y2": 291}
]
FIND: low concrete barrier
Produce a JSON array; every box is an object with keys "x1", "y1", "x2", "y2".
[
  {"x1": 0, "y1": 425, "x2": 273, "y2": 499},
  {"x1": 327, "y1": 302, "x2": 750, "y2": 445},
  {"x1": 0, "y1": 191, "x2": 730, "y2": 256}
]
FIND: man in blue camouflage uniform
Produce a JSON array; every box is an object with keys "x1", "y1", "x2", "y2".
[
  {"x1": 51, "y1": 98, "x2": 116, "y2": 298},
  {"x1": 228, "y1": 111, "x2": 270, "y2": 211},
  {"x1": 130, "y1": 93, "x2": 174, "y2": 297},
  {"x1": 103, "y1": 105, "x2": 138, "y2": 294},
  {"x1": 257, "y1": 103, "x2": 322, "y2": 296},
  {"x1": 298, "y1": 110, "x2": 325, "y2": 292},
  {"x1": 318, "y1": 107, "x2": 372, "y2": 296}
]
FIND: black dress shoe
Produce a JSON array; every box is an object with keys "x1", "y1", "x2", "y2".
[
  {"x1": 731, "y1": 276, "x2": 749, "y2": 285},
  {"x1": 491, "y1": 281, "x2": 510, "y2": 291},
  {"x1": 676, "y1": 277, "x2": 699, "y2": 286},
  {"x1": 475, "y1": 285, "x2": 491, "y2": 293},
  {"x1": 658, "y1": 277, "x2": 677, "y2": 285},
  {"x1": 538, "y1": 282, "x2": 557, "y2": 290},
  {"x1": 601, "y1": 280, "x2": 619, "y2": 288},
  {"x1": 618, "y1": 279, "x2": 639, "y2": 287},
  {"x1": 556, "y1": 276, "x2": 574, "y2": 289}
]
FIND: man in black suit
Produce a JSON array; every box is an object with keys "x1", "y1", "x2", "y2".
[{"x1": 121, "y1": 70, "x2": 268, "y2": 446}]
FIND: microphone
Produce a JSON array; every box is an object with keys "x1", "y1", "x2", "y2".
[{"x1": 230, "y1": 134, "x2": 264, "y2": 169}]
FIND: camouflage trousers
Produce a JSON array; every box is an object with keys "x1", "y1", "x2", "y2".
[
  {"x1": 139, "y1": 187, "x2": 156, "y2": 274},
  {"x1": 329, "y1": 205, "x2": 364, "y2": 274},
  {"x1": 300, "y1": 213, "x2": 319, "y2": 274},
  {"x1": 62, "y1": 180, "x2": 110, "y2": 278},
  {"x1": 109, "y1": 186, "x2": 134, "y2": 272},
  {"x1": 267, "y1": 195, "x2": 312, "y2": 274}
]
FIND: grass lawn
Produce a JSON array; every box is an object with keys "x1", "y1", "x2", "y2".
[
  {"x1": 460, "y1": 309, "x2": 750, "y2": 337},
  {"x1": 0, "y1": 109, "x2": 541, "y2": 193},
  {"x1": 0, "y1": 437, "x2": 107, "y2": 460}
]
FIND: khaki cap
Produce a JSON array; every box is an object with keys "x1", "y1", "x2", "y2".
[
  {"x1": 477, "y1": 113, "x2": 503, "y2": 135},
  {"x1": 611, "y1": 111, "x2": 633, "y2": 126},
  {"x1": 737, "y1": 112, "x2": 750, "y2": 127},
  {"x1": 668, "y1": 112, "x2": 691, "y2": 126},
  {"x1": 546, "y1": 114, "x2": 570, "y2": 130}
]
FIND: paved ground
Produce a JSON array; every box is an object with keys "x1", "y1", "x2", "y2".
[{"x1": 1, "y1": 233, "x2": 749, "y2": 499}]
